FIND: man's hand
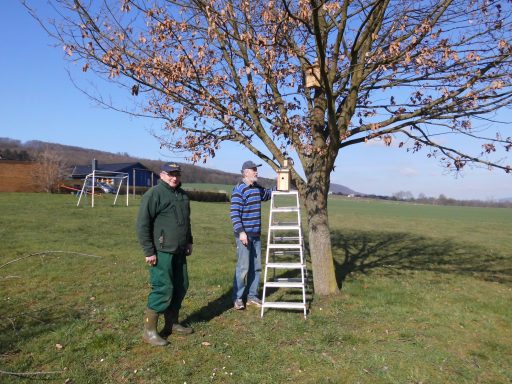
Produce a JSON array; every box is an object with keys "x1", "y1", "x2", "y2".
[
  {"x1": 239, "y1": 232, "x2": 248, "y2": 246},
  {"x1": 145, "y1": 255, "x2": 157, "y2": 266},
  {"x1": 185, "y1": 243, "x2": 193, "y2": 256}
]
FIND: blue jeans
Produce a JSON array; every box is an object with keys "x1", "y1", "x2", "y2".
[{"x1": 232, "y1": 235, "x2": 261, "y2": 301}]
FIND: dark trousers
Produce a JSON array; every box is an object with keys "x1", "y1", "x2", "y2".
[{"x1": 147, "y1": 251, "x2": 189, "y2": 313}]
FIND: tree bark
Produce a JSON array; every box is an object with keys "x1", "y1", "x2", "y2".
[{"x1": 303, "y1": 179, "x2": 339, "y2": 296}]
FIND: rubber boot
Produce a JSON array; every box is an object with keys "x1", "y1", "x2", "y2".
[
  {"x1": 159, "y1": 308, "x2": 174, "y2": 339},
  {"x1": 170, "y1": 310, "x2": 194, "y2": 335},
  {"x1": 143, "y1": 308, "x2": 168, "y2": 346}
]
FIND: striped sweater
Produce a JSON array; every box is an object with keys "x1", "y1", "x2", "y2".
[{"x1": 230, "y1": 181, "x2": 273, "y2": 236}]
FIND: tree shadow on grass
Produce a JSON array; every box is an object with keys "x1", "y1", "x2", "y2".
[
  {"x1": 183, "y1": 272, "x2": 314, "y2": 323},
  {"x1": 184, "y1": 230, "x2": 511, "y2": 322},
  {"x1": 182, "y1": 288, "x2": 234, "y2": 324},
  {"x1": 331, "y1": 230, "x2": 512, "y2": 287},
  {"x1": 0, "y1": 306, "x2": 86, "y2": 355}
]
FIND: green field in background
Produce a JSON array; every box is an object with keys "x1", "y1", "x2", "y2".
[
  {"x1": 0, "y1": 193, "x2": 510, "y2": 383},
  {"x1": 183, "y1": 183, "x2": 232, "y2": 193}
]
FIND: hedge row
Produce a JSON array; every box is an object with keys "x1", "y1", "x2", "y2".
[
  {"x1": 126, "y1": 187, "x2": 229, "y2": 202},
  {"x1": 58, "y1": 183, "x2": 230, "y2": 202},
  {"x1": 185, "y1": 189, "x2": 229, "y2": 202}
]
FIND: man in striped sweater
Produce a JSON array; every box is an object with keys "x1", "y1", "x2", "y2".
[{"x1": 230, "y1": 160, "x2": 274, "y2": 310}]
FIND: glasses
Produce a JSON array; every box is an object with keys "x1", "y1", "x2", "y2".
[{"x1": 166, "y1": 172, "x2": 181, "y2": 177}]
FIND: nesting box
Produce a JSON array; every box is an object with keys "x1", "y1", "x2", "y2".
[
  {"x1": 277, "y1": 168, "x2": 290, "y2": 191},
  {"x1": 305, "y1": 63, "x2": 320, "y2": 88},
  {"x1": 277, "y1": 158, "x2": 292, "y2": 191}
]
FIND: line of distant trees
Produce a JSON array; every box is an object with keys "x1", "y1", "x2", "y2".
[
  {"x1": 333, "y1": 190, "x2": 512, "y2": 208},
  {"x1": 391, "y1": 191, "x2": 512, "y2": 208},
  {"x1": 2, "y1": 138, "x2": 509, "y2": 207},
  {"x1": 0, "y1": 148, "x2": 33, "y2": 161},
  {"x1": 0, "y1": 137, "x2": 275, "y2": 188}
]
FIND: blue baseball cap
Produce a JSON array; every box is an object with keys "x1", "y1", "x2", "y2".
[
  {"x1": 241, "y1": 160, "x2": 262, "y2": 171},
  {"x1": 161, "y1": 162, "x2": 182, "y2": 173}
]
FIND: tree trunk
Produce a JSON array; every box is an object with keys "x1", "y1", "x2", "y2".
[{"x1": 304, "y1": 184, "x2": 339, "y2": 296}]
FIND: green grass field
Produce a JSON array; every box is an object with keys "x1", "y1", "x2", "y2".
[
  {"x1": 182, "y1": 183, "x2": 232, "y2": 193},
  {"x1": 0, "y1": 193, "x2": 511, "y2": 383}
]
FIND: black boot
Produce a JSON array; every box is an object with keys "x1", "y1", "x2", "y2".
[
  {"x1": 167, "y1": 309, "x2": 193, "y2": 335},
  {"x1": 143, "y1": 308, "x2": 168, "y2": 346},
  {"x1": 159, "y1": 308, "x2": 174, "y2": 339}
]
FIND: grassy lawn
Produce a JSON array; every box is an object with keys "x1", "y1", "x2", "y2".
[
  {"x1": 0, "y1": 193, "x2": 511, "y2": 383},
  {"x1": 182, "y1": 183, "x2": 232, "y2": 193}
]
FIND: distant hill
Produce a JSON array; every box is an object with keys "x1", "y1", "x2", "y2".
[
  {"x1": 329, "y1": 183, "x2": 357, "y2": 195},
  {"x1": 0, "y1": 137, "x2": 358, "y2": 193}
]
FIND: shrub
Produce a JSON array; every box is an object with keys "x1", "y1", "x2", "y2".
[{"x1": 185, "y1": 190, "x2": 229, "y2": 202}]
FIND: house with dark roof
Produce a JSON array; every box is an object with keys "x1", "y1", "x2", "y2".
[{"x1": 71, "y1": 160, "x2": 158, "y2": 188}]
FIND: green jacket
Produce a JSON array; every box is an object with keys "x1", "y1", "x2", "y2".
[{"x1": 136, "y1": 180, "x2": 193, "y2": 257}]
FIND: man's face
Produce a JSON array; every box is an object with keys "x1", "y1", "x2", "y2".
[
  {"x1": 160, "y1": 171, "x2": 181, "y2": 188},
  {"x1": 244, "y1": 167, "x2": 258, "y2": 183}
]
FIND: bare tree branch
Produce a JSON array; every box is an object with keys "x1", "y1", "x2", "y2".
[
  {"x1": 27, "y1": 0, "x2": 512, "y2": 295},
  {"x1": 0, "y1": 369, "x2": 64, "y2": 378},
  {"x1": 0, "y1": 251, "x2": 102, "y2": 270}
]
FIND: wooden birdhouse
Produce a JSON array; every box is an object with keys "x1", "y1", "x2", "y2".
[
  {"x1": 277, "y1": 158, "x2": 293, "y2": 191},
  {"x1": 305, "y1": 62, "x2": 320, "y2": 88}
]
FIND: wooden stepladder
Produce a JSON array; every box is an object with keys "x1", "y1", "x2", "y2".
[{"x1": 261, "y1": 191, "x2": 307, "y2": 318}]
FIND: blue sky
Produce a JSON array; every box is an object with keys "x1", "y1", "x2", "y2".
[{"x1": 1, "y1": 2, "x2": 511, "y2": 200}]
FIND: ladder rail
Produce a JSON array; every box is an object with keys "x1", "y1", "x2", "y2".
[{"x1": 262, "y1": 191, "x2": 307, "y2": 318}]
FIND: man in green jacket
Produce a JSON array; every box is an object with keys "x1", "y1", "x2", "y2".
[{"x1": 136, "y1": 163, "x2": 194, "y2": 346}]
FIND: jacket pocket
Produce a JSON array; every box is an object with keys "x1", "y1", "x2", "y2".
[{"x1": 159, "y1": 230, "x2": 165, "y2": 249}]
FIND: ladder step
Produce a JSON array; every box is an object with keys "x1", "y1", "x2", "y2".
[
  {"x1": 268, "y1": 244, "x2": 302, "y2": 249},
  {"x1": 271, "y1": 207, "x2": 299, "y2": 212},
  {"x1": 272, "y1": 236, "x2": 301, "y2": 241},
  {"x1": 262, "y1": 302, "x2": 306, "y2": 309},
  {"x1": 272, "y1": 250, "x2": 301, "y2": 255},
  {"x1": 266, "y1": 262, "x2": 304, "y2": 269},
  {"x1": 269, "y1": 225, "x2": 300, "y2": 230},
  {"x1": 272, "y1": 191, "x2": 299, "y2": 196},
  {"x1": 271, "y1": 221, "x2": 299, "y2": 225},
  {"x1": 264, "y1": 281, "x2": 304, "y2": 288}
]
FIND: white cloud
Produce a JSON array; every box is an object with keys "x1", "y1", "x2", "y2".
[{"x1": 399, "y1": 167, "x2": 419, "y2": 177}]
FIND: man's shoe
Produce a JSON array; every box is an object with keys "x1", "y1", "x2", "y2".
[
  {"x1": 172, "y1": 322, "x2": 194, "y2": 335},
  {"x1": 247, "y1": 297, "x2": 262, "y2": 307},
  {"x1": 160, "y1": 309, "x2": 193, "y2": 337},
  {"x1": 234, "y1": 299, "x2": 245, "y2": 310},
  {"x1": 170, "y1": 310, "x2": 194, "y2": 335}
]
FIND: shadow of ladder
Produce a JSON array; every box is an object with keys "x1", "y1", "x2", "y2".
[{"x1": 261, "y1": 191, "x2": 308, "y2": 318}]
